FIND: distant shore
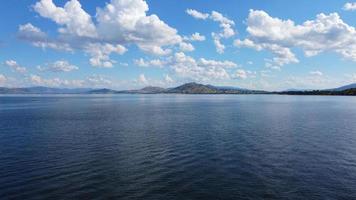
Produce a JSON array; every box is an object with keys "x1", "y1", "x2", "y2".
[{"x1": 1, "y1": 82, "x2": 356, "y2": 96}]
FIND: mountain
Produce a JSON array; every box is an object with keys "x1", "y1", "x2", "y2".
[
  {"x1": 329, "y1": 83, "x2": 356, "y2": 91},
  {"x1": 119, "y1": 86, "x2": 167, "y2": 94},
  {"x1": 139, "y1": 86, "x2": 167, "y2": 93},
  {"x1": 166, "y1": 82, "x2": 220, "y2": 94},
  {"x1": 88, "y1": 89, "x2": 118, "y2": 94},
  {"x1": 0, "y1": 83, "x2": 269, "y2": 95},
  {"x1": 166, "y1": 82, "x2": 267, "y2": 94},
  {"x1": 1, "y1": 82, "x2": 355, "y2": 95}
]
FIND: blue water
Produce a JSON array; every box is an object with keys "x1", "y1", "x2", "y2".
[{"x1": 1, "y1": 94, "x2": 356, "y2": 199}]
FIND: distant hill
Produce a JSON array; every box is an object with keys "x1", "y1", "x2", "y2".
[
  {"x1": 166, "y1": 82, "x2": 220, "y2": 94},
  {"x1": 119, "y1": 86, "x2": 167, "y2": 94},
  {"x1": 88, "y1": 89, "x2": 118, "y2": 94},
  {"x1": 279, "y1": 88, "x2": 356, "y2": 96},
  {"x1": 1, "y1": 82, "x2": 355, "y2": 95},
  {"x1": 329, "y1": 83, "x2": 356, "y2": 91},
  {"x1": 165, "y1": 82, "x2": 267, "y2": 94},
  {"x1": 0, "y1": 87, "x2": 91, "y2": 94}
]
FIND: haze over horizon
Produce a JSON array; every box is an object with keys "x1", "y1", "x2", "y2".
[{"x1": 1, "y1": 0, "x2": 356, "y2": 91}]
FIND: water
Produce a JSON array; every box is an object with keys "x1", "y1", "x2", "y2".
[{"x1": 1, "y1": 94, "x2": 356, "y2": 200}]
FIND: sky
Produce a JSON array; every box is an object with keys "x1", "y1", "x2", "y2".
[{"x1": 0, "y1": 0, "x2": 356, "y2": 90}]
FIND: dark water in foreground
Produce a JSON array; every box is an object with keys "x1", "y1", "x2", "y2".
[{"x1": 1, "y1": 95, "x2": 356, "y2": 200}]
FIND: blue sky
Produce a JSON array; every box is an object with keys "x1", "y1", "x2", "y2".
[{"x1": 0, "y1": 0, "x2": 356, "y2": 90}]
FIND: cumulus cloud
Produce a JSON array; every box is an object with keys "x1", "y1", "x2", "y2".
[
  {"x1": 85, "y1": 43, "x2": 127, "y2": 67},
  {"x1": 134, "y1": 58, "x2": 165, "y2": 68},
  {"x1": 20, "y1": 0, "x2": 184, "y2": 67},
  {"x1": 309, "y1": 71, "x2": 323, "y2": 76},
  {"x1": 18, "y1": 23, "x2": 46, "y2": 42},
  {"x1": 168, "y1": 52, "x2": 237, "y2": 81},
  {"x1": 133, "y1": 73, "x2": 175, "y2": 87},
  {"x1": 96, "y1": 0, "x2": 182, "y2": 54},
  {"x1": 37, "y1": 60, "x2": 78, "y2": 72},
  {"x1": 343, "y1": 2, "x2": 356, "y2": 11},
  {"x1": 186, "y1": 9, "x2": 209, "y2": 20},
  {"x1": 232, "y1": 69, "x2": 256, "y2": 79},
  {"x1": 349, "y1": 74, "x2": 356, "y2": 82},
  {"x1": 234, "y1": 10, "x2": 356, "y2": 68},
  {"x1": 199, "y1": 58, "x2": 237, "y2": 68},
  {"x1": 234, "y1": 39, "x2": 298, "y2": 69},
  {"x1": 184, "y1": 32, "x2": 206, "y2": 41},
  {"x1": 18, "y1": 23, "x2": 73, "y2": 51},
  {"x1": 0, "y1": 74, "x2": 7, "y2": 84},
  {"x1": 179, "y1": 42, "x2": 195, "y2": 52},
  {"x1": 135, "y1": 52, "x2": 238, "y2": 77},
  {"x1": 186, "y1": 9, "x2": 235, "y2": 54},
  {"x1": 137, "y1": 74, "x2": 148, "y2": 85},
  {"x1": 4, "y1": 60, "x2": 27, "y2": 73},
  {"x1": 33, "y1": 0, "x2": 97, "y2": 38},
  {"x1": 210, "y1": 11, "x2": 235, "y2": 39},
  {"x1": 29, "y1": 74, "x2": 84, "y2": 87},
  {"x1": 284, "y1": 74, "x2": 332, "y2": 89},
  {"x1": 29, "y1": 73, "x2": 114, "y2": 88},
  {"x1": 233, "y1": 69, "x2": 247, "y2": 79},
  {"x1": 164, "y1": 74, "x2": 174, "y2": 83},
  {"x1": 86, "y1": 74, "x2": 112, "y2": 87},
  {"x1": 212, "y1": 33, "x2": 225, "y2": 54}
]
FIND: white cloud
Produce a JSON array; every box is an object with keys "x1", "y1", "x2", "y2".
[
  {"x1": 134, "y1": 58, "x2": 148, "y2": 67},
  {"x1": 29, "y1": 74, "x2": 84, "y2": 87},
  {"x1": 199, "y1": 58, "x2": 237, "y2": 68},
  {"x1": 210, "y1": 11, "x2": 235, "y2": 53},
  {"x1": 235, "y1": 10, "x2": 356, "y2": 67},
  {"x1": 186, "y1": 9, "x2": 209, "y2": 20},
  {"x1": 260, "y1": 70, "x2": 272, "y2": 78},
  {"x1": 0, "y1": 74, "x2": 7, "y2": 84},
  {"x1": 20, "y1": 0, "x2": 183, "y2": 67},
  {"x1": 309, "y1": 71, "x2": 323, "y2": 76},
  {"x1": 30, "y1": 74, "x2": 45, "y2": 85},
  {"x1": 164, "y1": 74, "x2": 174, "y2": 83},
  {"x1": 186, "y1": 9, "x2": 235, "y2": 54},
  {"x1": 184, "y1": 32, "x2": 206, "y2": 41},
  {"x1": 18, "y1": 23, "x2": 72, "y2": 51},
  {"x1": 95, "y1": 0, "x2": 181, "y2": 54},
  {"x1": 168, "y1": 52, "x2": 236, "y2": 81},
  {"x1": 350, "y1": 74, "x2": 356, "y2": 82},
  {"x1": 85, "y1": 43, "x2": 127, "y2": 68},
  {"x1": 343, "y1": 2, "x2": 356, "y2": 11},
  {"x1": 210, "y1": 11, "x2": 235, "y2": 26},
  {"x1": 179, "y1": 42, "x2": 195, "y2": 52},
  {"x1": 284, "y1": 75, "x2": 332, "y2": 89},
  {"x1": 137, "y1": 74, "x2": 148, "y2": 85},
  {"x1": 212, "y1": 33, "x2": 225, "y2": 54},
  {"x1": 86, "y1": 74, "x2": 112, "y2": 87},
  {"x1": 4, "y1": 60, "x2": 27, "y2": 73},
  {"x1": 232, "y1": 69, "x2": 256, "y2": 79},
  {"x1": 18, "y1": 23, "x2": 46, "y2": 41},
  {"x1": 119, "y1": 62, "x2": 129, "y2": 66},
  {"x1": 37, "y1": 60, "x2": 78, "y2": 72},
  {"x1": 234, "y1": 39, "x2": 299, "y2": 68},
  {"x1": 233, "y1": 69, "x2": 247, "y2": 79},
  {"x1": 134, "y1": 58, "x2": 165, "y2": 68},
  {"x1": 210, "y1": 11, "x2": 235, "y2": 38},
  {"x1": 33, "y1": 0, "x2": 97, "y2": 38},
  {"x1": 28, "y1": 74, "x2": 115, "y2": 88},
  {"x1": 133, "y1": 73, "x2": 175, "y2": 87}
]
